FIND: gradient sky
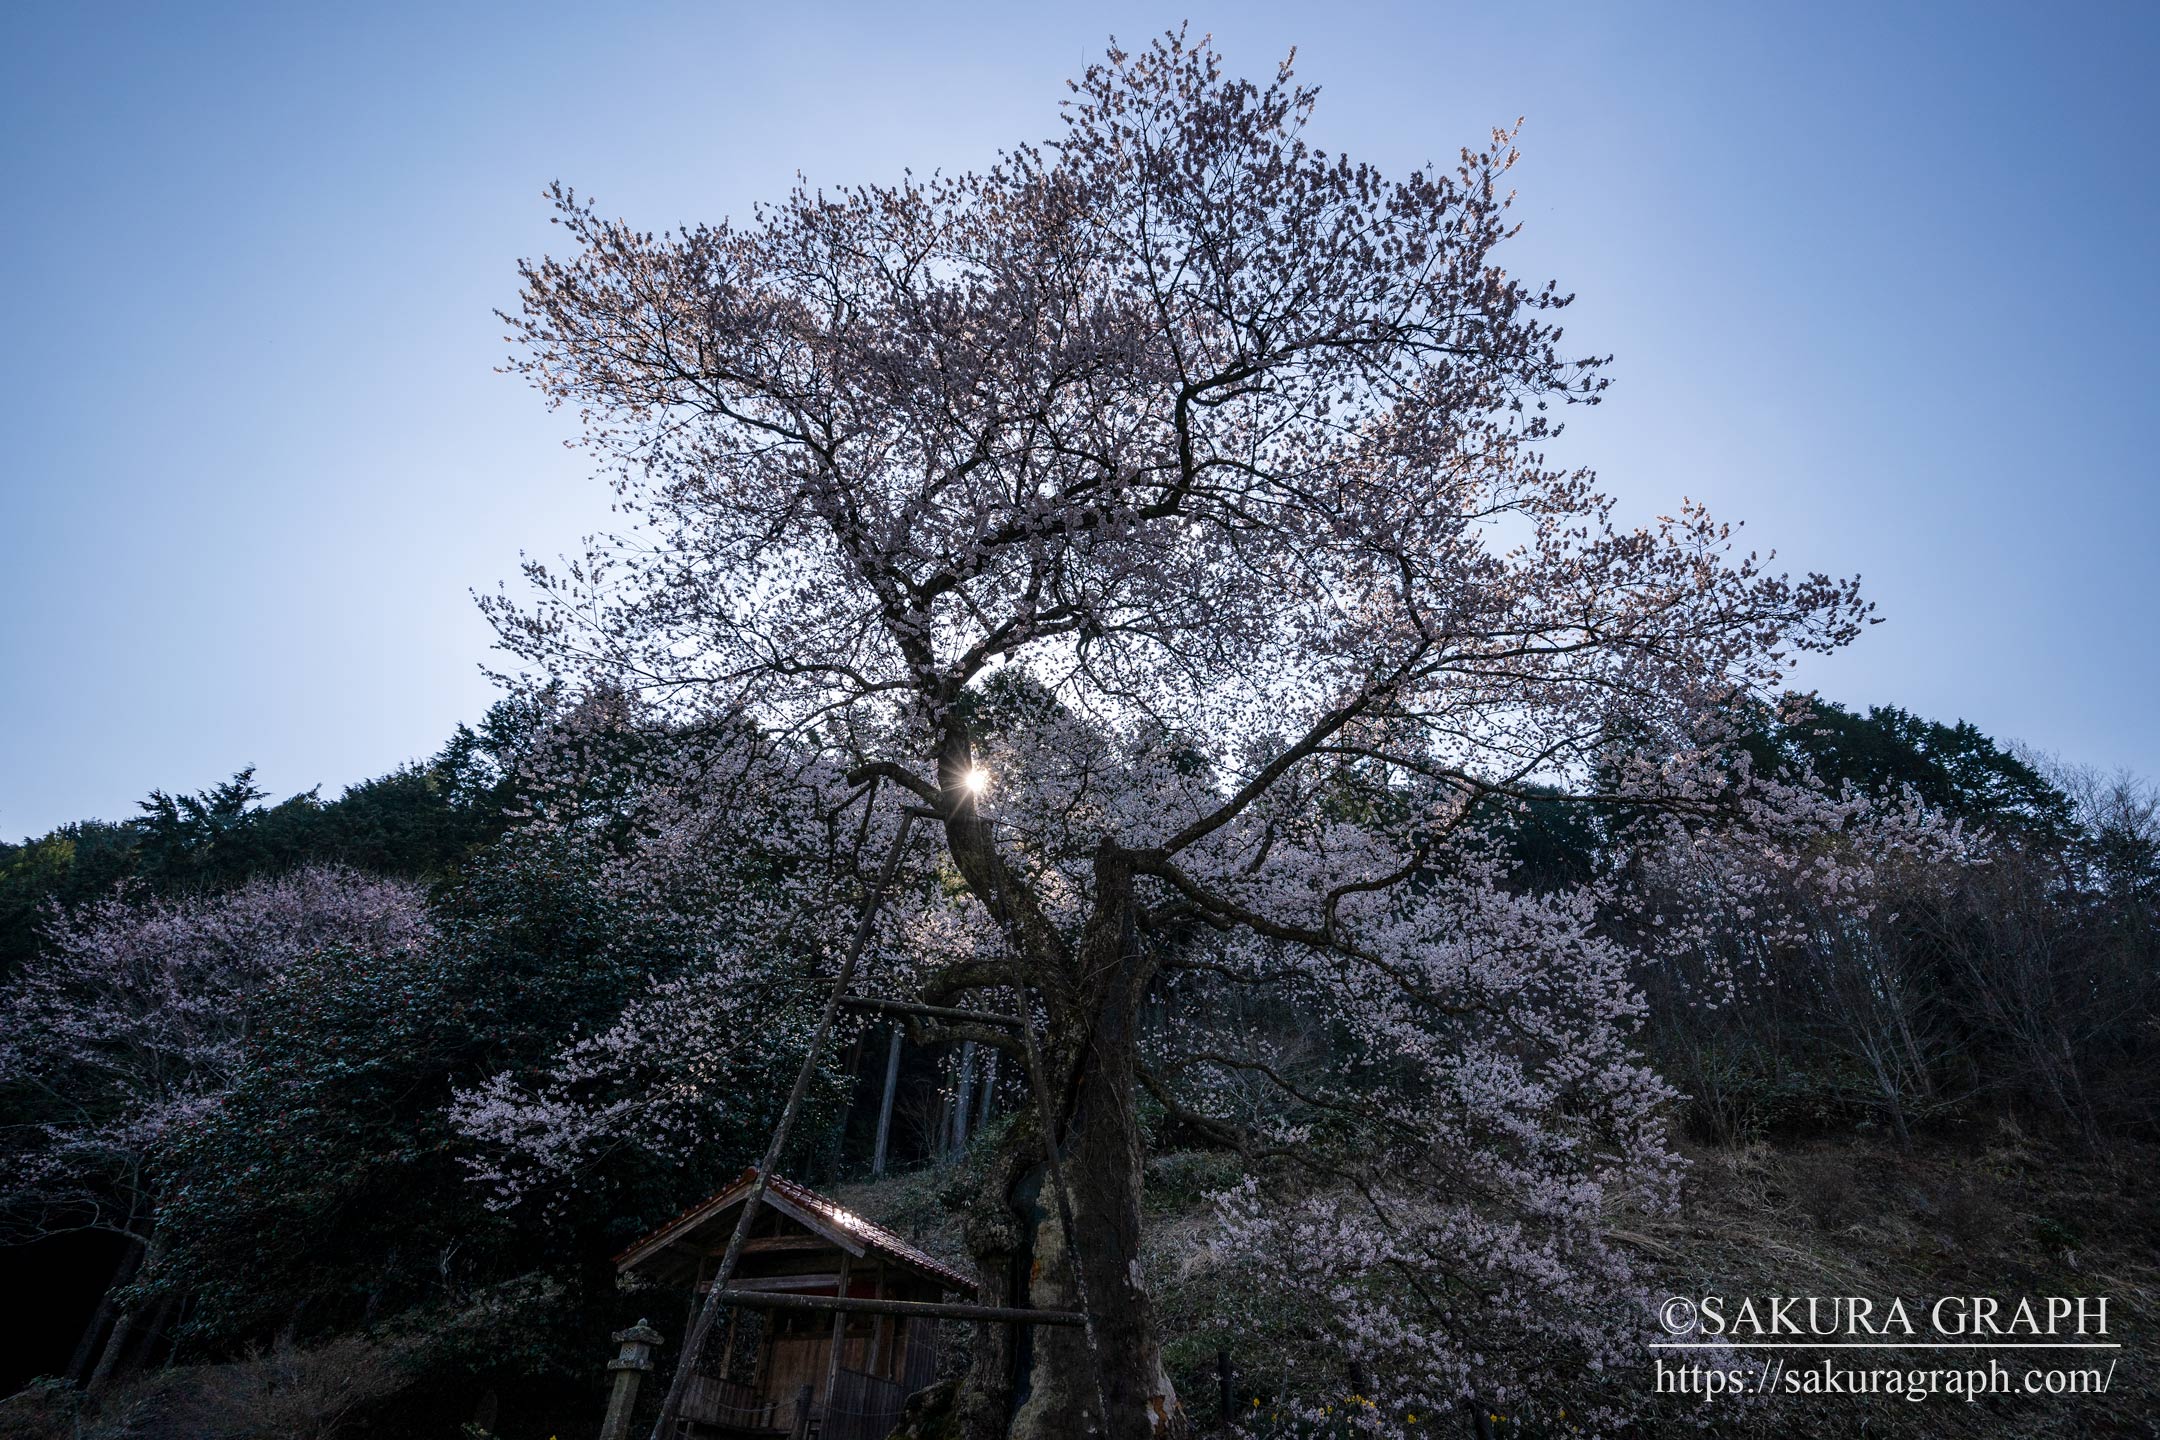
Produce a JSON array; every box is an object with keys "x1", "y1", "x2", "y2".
[{"x1": 3, "y1": 3, "x2": 2155, "y2": 840}]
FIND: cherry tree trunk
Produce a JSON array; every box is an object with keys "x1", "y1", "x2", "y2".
[
  {"x1": 967, "y1": 860, "x2": 1181, "y2": 1440},
  {"x1": 67, "y1": 1238, "x2": 143, "y2": 1385},
  {"x1": 86, "y1": 1230, "x2": 160, "y2": 1394}
]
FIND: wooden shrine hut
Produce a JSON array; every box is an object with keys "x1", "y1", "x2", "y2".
[{"x1": 616, "y1": 1169, "x2": 972, "y2": 1439}]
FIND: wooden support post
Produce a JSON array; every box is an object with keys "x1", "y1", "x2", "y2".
[
  {"x1": 822, "y1": 1253, "x2": 852, "y2": 1408},
  {"x1": 952, "y1": 1040, "x2": 977, "y2": 1151},
  {"x1": 974, "y1": 1049, "x2": 998, "y2": 1133},
  {"x1": 869, "y1": 1262, "x2": 889, "y2": 1376},
  {"x1": 871, "y1": 1024, "x2": 902, "y2": 1177},
  {"x1": 685, "y1": 1255, "x2": 708, "y2": 1339},
  {"x1": 787, "y1": 1382, "x2": 814, "y2": 1440}
]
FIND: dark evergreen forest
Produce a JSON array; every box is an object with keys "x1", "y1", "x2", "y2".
[{"x1": 2, "y1": 696, "x2": 2153, "y2": 1438}]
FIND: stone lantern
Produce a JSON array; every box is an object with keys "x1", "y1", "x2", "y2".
[{"x1": 598, "y1": 1319, "x2": 664, "y2": 1440}]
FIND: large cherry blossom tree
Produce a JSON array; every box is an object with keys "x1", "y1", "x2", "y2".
[
  {"x1": 0, "y1": 868, "x2": 432, "y2": 1245},
  {"x1": 485, "y1": 33, "x2": 1874, "y2": 1439},
  {"x1": 0, "y1": 865, "x2": 430, "y2": 1384}
]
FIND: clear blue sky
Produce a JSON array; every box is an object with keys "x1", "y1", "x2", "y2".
[{"x1": 3, "y1": 3, "x2": 2154, "y2": 839}]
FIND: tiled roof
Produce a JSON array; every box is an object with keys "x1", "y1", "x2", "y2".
[{"x1": 615, "y1": 1168, "x2": 973, "y2": 1293}]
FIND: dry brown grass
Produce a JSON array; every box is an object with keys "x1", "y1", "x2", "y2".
[
  {"x1": 0, "y1": 1336, "x2": 411, "y2": 1440},
  {"x1": 1613, "y1": 1134, "x2": 2160, "y2": 1437}
]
